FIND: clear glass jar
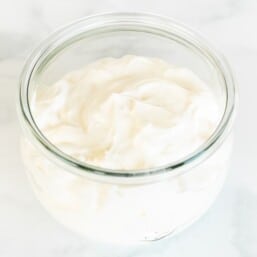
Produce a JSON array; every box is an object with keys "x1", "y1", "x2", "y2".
[{"x1": 18, "y1": 13, "x2": 236, "y2": 243}]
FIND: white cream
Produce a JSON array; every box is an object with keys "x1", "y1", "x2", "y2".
[
  {"x1": 32, "y1": 55, "x2": 220, "y2": 170},
  {"x1": 21, "y1": 55, "x2": 232, "y2": 242}
]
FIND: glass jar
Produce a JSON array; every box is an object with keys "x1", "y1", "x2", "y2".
[{"x1": 18, "y1": 13, "x2": 236, "y2": 243}]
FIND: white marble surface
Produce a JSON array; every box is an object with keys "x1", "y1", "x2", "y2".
[{"x1": 0, "y1": 0, "x2": 256, "y2": 256}]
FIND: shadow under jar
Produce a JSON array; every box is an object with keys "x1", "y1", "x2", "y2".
[{"x1": 18, "y1": 13, "x2": 236, "y2": 243}]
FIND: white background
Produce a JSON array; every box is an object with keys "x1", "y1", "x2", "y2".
[{"x1": 0, "y1": 0, "x2": 256, "y2": 256}]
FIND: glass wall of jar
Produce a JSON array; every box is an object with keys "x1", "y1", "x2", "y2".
[{"x1": 18, "y1": 13, "x2": 236, "y2": 243}]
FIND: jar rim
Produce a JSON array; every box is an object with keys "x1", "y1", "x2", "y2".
[{"x1": 18, "y1": 12, "x2": 236, "y2": 182}]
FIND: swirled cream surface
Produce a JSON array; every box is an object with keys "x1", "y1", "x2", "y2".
[{"x1": 32, "y1": 55, "x2": 220, "y2": 169}]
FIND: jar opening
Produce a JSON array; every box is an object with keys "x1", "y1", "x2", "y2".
[{"x1": 18, "y1": 12, "x2": 236, "y2": 181}]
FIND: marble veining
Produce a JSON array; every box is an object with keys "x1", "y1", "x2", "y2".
[{"x1": 0, "y1": 0, "x2": 256, "y2": 256}]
